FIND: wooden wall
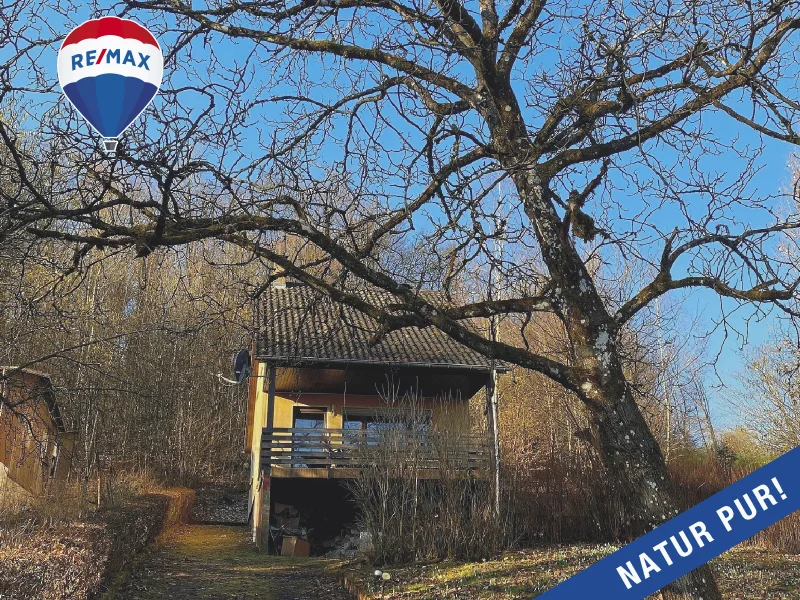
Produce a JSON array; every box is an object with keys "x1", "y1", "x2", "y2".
[{"x1": 0, "y1": 370, "x2": 73, "y2": 501}]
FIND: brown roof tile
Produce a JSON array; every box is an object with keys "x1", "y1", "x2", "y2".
[{"x1": 257, "y1": 286, "x2": 500, "y2": 372}]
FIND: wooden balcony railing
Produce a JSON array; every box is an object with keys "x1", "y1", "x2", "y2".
[{"x1": 261, "y1": 427, "x2": 489, "y2": 475}]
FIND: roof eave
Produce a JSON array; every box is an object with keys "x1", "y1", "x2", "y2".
[{"x1": 253, "y1": 354, "x2": 511, "y2": 374}]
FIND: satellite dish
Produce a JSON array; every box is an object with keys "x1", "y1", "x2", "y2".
[{"x1": 233, "y1": 349, "x2": 252, "y2": 384}]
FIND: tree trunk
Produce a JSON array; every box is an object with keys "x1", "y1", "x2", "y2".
[
  {"x1": 500, "y1": 155, "x2": 723, "y2": 600},
  {"x1": 596, "y1": 381, "x2": 721, "y2": 600}
]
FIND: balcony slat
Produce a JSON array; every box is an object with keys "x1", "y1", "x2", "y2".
[{"x1": 260, "y1": 427, "x2": 490, "y2": 474}]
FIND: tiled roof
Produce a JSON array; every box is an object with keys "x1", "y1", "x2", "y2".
[{"x1": 257, "y1": 285, "x2": 501, "y2": 372}]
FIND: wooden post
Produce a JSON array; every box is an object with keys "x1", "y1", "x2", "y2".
[
  {"x1": 487, "y1": 199, "x2": 504, "y2": 521},
  {"x1": 265, "y1": 366, "x2": 276, "y2": 476},
  {"x1": 486, "y1": 371, "x2": 501, "y2": 521},
  {"x1": 258, "y1": 366, "x2": 277, "y2": 553}
]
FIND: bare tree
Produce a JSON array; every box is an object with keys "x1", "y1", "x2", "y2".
[
  {"x1": 5, "y1": 0, "x2": 800, "y2": 596},
  {"x1": 0, "y1": 239, "x2": 258, "y2": 492},
  {"x1": 737, "y1": 339, "x2": 800, "y2": 455}
]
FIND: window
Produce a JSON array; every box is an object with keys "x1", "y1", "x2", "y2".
[
  {"x1": 291, "y1": 407, "x2": 327, "y2": 468},
  {"x1": 342, "y1": 407, "x2": 432, "y2": 433},
  {"x1": 48, "y1": 443, "x2": 60, "y2": 480},
  {"x1": 292, "y1": 406, "x2": 326, "y2": 429}
]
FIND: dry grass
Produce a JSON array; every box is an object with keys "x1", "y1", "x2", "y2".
[
  {"x1": 341, "y1": 545, "x2": 800, "y2": 599},
  {"x1": 117, "y1": 524, "x2": 352, "y2": 600},
  {"x1": 501, "y1": 450, "x2": 800, "y2": 554}
]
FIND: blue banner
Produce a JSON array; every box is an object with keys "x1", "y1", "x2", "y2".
[{"x1": 537, "y1": 445, "x2": 800, "y2": 599}]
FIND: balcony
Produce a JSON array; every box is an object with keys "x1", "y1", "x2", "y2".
[{"x1": 261, "y1": 427, "x2": 490, "y2": 479}]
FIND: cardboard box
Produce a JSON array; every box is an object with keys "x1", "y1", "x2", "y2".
[{"x1": 281, "y1": 536, "x2": 311, "y2": 557}]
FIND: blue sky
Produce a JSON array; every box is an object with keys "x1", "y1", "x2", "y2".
[
  {"x1": 11, "y1": 3, "x2": 799, "y2": 431},
  {"x1": 701, "y1": 143, "x2": 797, "y2": 430}
]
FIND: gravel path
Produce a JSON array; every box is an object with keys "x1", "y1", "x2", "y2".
[
  {"x1": 116, "y1": 524, "x2": 353, "y2": 600},
  {"x1": 190, "y1": 487, "x2": 249, "y2": 524}
]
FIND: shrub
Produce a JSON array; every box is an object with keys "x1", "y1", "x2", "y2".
[
  {"x1": 345, "y1": 399, "x2": 507, "y2": 564},
  {"x1": 0, "y1": 487, "x2": 194, "y2": 599}
]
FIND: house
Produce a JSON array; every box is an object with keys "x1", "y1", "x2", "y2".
[
  {"x1": 246, "y1": 284, "x2": 507, "y2": 550},
  {"x1": 0, "y1": 367, "x2": 74, "y2": 504}
]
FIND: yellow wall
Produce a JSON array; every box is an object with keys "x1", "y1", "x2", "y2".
[
  {"x1": 247, "y1": 362, "x2": 472, "y2": 438},
  {"x1": 272, "y1": 392, "x2": 470, "y2": 432},
  {"x1": 249, "y1": 363, "x2": 471, "y2": 438},
  {"x1": 249, "y1": 360, "x2": 268, "y2": 529}
]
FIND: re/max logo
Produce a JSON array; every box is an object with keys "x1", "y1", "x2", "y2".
[{"x1": 71, "y1": 49, "x2": 151, "y2": 70}]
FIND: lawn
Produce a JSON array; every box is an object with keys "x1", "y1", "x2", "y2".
[{"x1": 341, "y1": 545, "x2": 800, "y2": 599}]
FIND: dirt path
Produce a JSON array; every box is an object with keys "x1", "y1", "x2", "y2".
[{"x1": 116, "y1": 524, "x2": 353, "y2": 600}]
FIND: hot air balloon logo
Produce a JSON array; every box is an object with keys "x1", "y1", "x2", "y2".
[{"x1": 57, "y1": 17, "x2": 163, "y2": 152}]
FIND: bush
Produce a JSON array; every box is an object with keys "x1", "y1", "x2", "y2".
[
  {"x1": 502, "y1": 453, "x2": 625, "y2": 544},
  {"x1": 345, "y1": 399, "x2": 507, "y2": 564},
  {"x1": 349, "y1": 473, "x2": 504, "y2": 564},
  {"x1": 0, "y1": 487, "x2": 194, "y2": 599},
  {"x1": 503, "y1": 444, "x2": 800, "y2": 554}
]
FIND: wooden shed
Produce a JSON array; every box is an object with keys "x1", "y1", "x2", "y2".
[{"x1": 0, "y1": 367, "x2": 74, "y2": 504}]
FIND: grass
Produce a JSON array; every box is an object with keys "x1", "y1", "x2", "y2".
[
  {"x1": 115, "y1": 524, "x2": 353, "y2": 599},
  {"x1": 341, "y1": 545, "x2": 800, "y2": 599}
]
